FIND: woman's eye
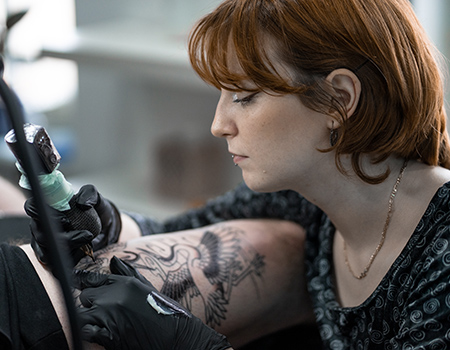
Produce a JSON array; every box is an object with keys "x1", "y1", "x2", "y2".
[{"x1": 232, "y1": 92, "x2": 258, "y2": 106}]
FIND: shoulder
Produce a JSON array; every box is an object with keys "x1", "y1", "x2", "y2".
[
  {"x1": 404, "y1": 162, "x2": 450, "y2": 209},
  {"x1": 400, "y1": 163, "x2": 450, "y2": 240}
]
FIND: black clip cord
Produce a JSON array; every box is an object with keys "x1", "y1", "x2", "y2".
[{"x1": 0, "y1": 66, "x2": 83, "y2": 350}]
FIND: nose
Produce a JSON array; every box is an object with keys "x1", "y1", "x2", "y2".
[{"x1": 211, "y1": 93, "x2": 237, "y2": 139}]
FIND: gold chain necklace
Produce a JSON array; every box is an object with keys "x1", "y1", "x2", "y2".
[{"x1": 343, "y1": 159, "x2": 408, "y2": 280}]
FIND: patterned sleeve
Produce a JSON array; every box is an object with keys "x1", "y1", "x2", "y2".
[
  {"x1": 392, "y1": 240, "x2": 450, "y2": 348},
  {"x1": 127, "y1": 182, "x2": 322, "y2": 236}
]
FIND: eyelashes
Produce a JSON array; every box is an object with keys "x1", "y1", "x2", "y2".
[{"x1": 232, "y1": 92, "x2": 259, "y2": 106}]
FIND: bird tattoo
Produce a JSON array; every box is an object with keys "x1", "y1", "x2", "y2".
[{"x1": 121, "y1": 225, "x2": 265, "y2": 327}]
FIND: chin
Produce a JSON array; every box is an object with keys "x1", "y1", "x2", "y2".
[{"x1": 243, "y1": 178, "x2": 284, "y2": 194}]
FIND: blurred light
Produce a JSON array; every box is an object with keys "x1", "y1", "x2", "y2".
[{"x1": 4, "y1": 0, "x2": 77, "y2": 114}]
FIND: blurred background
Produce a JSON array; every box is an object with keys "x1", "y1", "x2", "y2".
[{"x1": 0, "y1": 0, "x2": 448, "y2": 220}]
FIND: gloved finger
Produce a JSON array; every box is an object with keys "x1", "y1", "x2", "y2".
[
  {"x1": 78, "y1": 307, "x2": 117, "y2": 337},
  {"x1": 24, "y1": 197, "x2": 42, "y2": 218},
  {"x1": 27, "y1": 204, "x2": 71, "y2": 235},
  {"x1": 93, "y1": 192, "x2": 121, "y2": 226},
  {"x1": 31, "y1": 233, "x2": 85, "y2": 267},
  {"x1": 78, "y1": 290, "x2": 96, "y2": 308},
  {"x1": 91, "y1": 233, "x2": 107, "y2": 249},
  {"x1": 110, "y1": 256, "x2": 150, "y2": 285},
  {"x1": 79, "y1": 287, "x2": 111, "y2": 308},
  {"x1": 29, "y1": 219, "x2": 47, "y2": 243},
  {"x1": 74, "y1": 185, "x2": 99, "y2": 210},
  {"x1": 70, "y1": 245, "x2": 91, "y2": 266},
  {"x1": 73, "y1": 185, "x2": 122, "y2": 250},
  {"x1": 30, "y1": 222, "x2": 93, "y2": 251},
  {"x1": 29, "y1": 219, "x2": 72, "y2": 251},
  {"x1": 78, "y1": 307, "x2": 110, "y2": 325},
  {"x1": 109, "y1": 256, "x2": 139, "y2": 277},
  {"x1": 80, "y1": 324, "x2": 116, "y2": 350},
  {"x1": 62, "y1": 230, "x2": 94, "y2": 249},
  {"x1": 77, "y1": 302, "x2": 122, "y2": 348},
  {"x1": 91, "y1": 201, "x2": 122, "y2": 250},
  {"x1": 109, "y1": 260, "x2": 190, "y2": 317},
  {"x1": 25, "y1": 198, "x2": 66, "y2": 222},
  {"x1": 72, "y1": 269, "x2": 111, "y2": 290}
]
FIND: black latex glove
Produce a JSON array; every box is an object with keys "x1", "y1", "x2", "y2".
[
  {"x1": 74, "y1": 257, "x2": 232, "y2": 350},
  {"x1": 25, "y1": 184, "x2": 122, "y2": 266},
  {"x1": 73, "y1": 185, "x2": 122, "y2": 250}
]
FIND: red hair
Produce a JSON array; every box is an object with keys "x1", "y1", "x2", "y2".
[{"x1": 188, "y1": 0, "x2": 450, "y2": 183}]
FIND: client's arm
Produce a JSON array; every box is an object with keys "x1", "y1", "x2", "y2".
[
  {"x1": 0, "y1": 176, "x2": 26, "y2": 215},
  {"x1": 22, "y1": 219, "x2": 312, "y2": 349},
  {"x1": 77, "y1": 219, "x2": 313, "y2": 347}
]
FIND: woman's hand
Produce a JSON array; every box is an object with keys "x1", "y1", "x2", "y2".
[
  {"x1": 74, "y1": 257, "x2": 232, "y2": 350},
  {"x1": 25, "y1": 185, "x2": 122, "y2": 267}
]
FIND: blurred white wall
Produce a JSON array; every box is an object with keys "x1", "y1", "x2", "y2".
[{"x1": 412, "y1": 0, "x2": 450, "y2": 105}]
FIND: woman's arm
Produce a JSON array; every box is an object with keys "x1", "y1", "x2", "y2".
[{"x1": 130, "y1": 182, "x2": 321, "y2": 236}]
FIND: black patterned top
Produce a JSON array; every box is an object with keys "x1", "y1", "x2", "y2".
[
  {"x1": 128, "y1": 181, "x2": 450, "y2": 348},
  {"x1": 128, "y1": 182, "x2": 321, "y2": 235},
  {"x1": 306, "y1": 182, "x2": 450, "y2": 349}
]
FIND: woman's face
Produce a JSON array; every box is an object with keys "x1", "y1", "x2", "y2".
[{"x1": 212, "y1": 85, "x2": 332, "y2": 193}]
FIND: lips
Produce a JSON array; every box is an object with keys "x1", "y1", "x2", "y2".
[{"x1": 231, "y1": 153, "x2": 247, "y2": 165}]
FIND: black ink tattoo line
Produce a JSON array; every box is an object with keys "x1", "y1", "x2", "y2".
[
  {"x1": 124, "y1": 225, "x2": 265, "y2": 328},
  {"x1": 76, "y1": 225, "x2": 266, "y2": 328}
]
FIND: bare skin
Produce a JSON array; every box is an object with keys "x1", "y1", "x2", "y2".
[
  {"x1": 0, "y1": 176, "x2": 26, "y2": 216},
  {"x1": 332, "y1": 161, "x2": 450, "y2": 307},
  {"x1": 20, "y1": 217, "x2": 313, "y2": 349}
]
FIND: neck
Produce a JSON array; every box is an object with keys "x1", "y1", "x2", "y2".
[{"x1": 298, "y1": 156, "x2": 408, "y2": 250}]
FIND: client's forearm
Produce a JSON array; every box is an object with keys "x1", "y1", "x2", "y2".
[{"x1": 76, "y1": 219, "x2": 313, "y2": 347}]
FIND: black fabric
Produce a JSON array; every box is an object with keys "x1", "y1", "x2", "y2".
[
  {"x1": 0, "y1": 243, "x2": 69, "y2": 350},
  {"x1": 0, "y1": 216, "x2": 30, "y2": 244},
  {"x1": 129, "y1": 182, "x2": 320, "y2": 236},
  {"x1": 237, "y1": 323, "x2": 322, "y2": 350},
  {"x1": 306, "y1": 181, "x2": 450, "y2": 348}
]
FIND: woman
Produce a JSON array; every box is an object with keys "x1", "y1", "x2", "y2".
[
  {"x1": 39, "y1": 0, "x2": 450, "y2": 348},
  {"x1": 185, "y1": 0, "x2": 450, "y2": 347},
  {"x1": 189, "y1": 0, "x2": 450, "y2": 347}
]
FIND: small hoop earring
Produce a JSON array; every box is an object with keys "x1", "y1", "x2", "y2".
[{"x1": 330, "y1": 121, "x2": 338, "y2": 147}]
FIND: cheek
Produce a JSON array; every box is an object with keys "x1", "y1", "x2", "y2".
[{"x1": 254, "y1": 114, "x2": 292, "y2": 141}]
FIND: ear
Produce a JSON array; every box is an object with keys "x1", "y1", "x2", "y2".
[{"x1": 325, "y1": 68, "x2": 361, "y2": 128}]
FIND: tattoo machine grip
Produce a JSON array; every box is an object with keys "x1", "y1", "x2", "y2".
[{"x1": 4, "y1": 123, "x2": 101, "y2": 260}]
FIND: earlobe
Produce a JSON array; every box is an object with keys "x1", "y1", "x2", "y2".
[{"x1": 326, "y1": 68, "x2": 361, "y2": 123}]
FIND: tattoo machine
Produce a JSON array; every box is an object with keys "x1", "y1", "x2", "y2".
[{"x1": 5, "y1": 123, "x2": 101, "y2": 260}]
